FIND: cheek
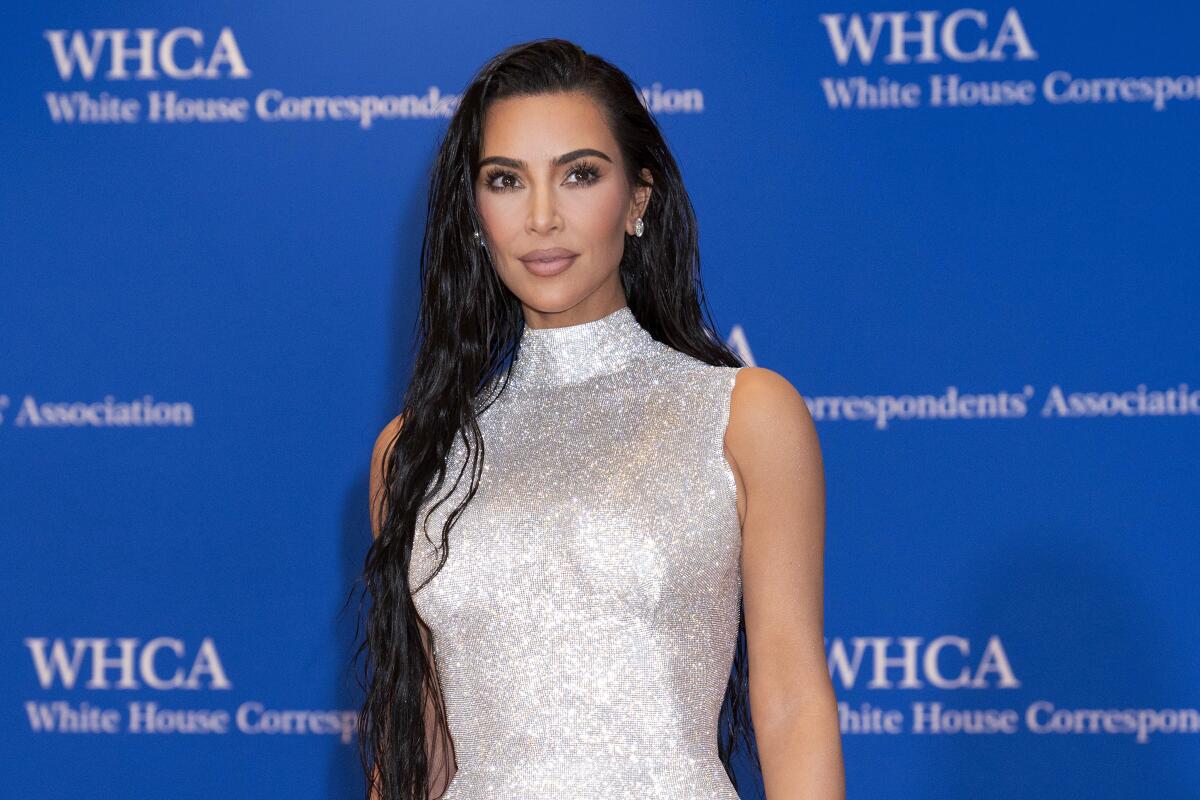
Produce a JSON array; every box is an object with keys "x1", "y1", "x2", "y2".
[
  {"x1": 573, "y1": 183, "x2": 629, "y2": 242},
  {"x1": 476, "y1": 194, "x2": 514, "y2": 238},
  {"x1": 476, "y1": 182, "x2": 628, "y2": 247}
]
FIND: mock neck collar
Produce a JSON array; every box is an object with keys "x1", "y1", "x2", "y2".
[{"x1": 506, "y1": 305, "x2": 663, "y2": 389}]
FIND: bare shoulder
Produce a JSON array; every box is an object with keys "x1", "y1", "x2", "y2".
[
  {"x1": 728, "y1": 366, "x2": 815, "y2": 438},
  {"x1": 372, "y1": 412, "x2": 405, "y2": 462},
  {"x1": 726, "y1": 366, "x2": 822, "y2": 483},
  {"x1": 369, "y1": 412, "x2": 406, "y2": 540}
]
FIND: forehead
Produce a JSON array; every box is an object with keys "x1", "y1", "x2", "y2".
[{"x1": 479, "y1": 92, "x2": 617, "y2": 161}]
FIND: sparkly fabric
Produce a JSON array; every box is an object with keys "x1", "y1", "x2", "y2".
[{"x1": 410, "y1": 304, "x2": 744, "y2": 799}]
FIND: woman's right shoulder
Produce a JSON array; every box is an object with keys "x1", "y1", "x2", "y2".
[
  {"x1": 373, "y1": 412, "x2": 406, "y2": 454},
  {"x1": 371, "y1": 412, "x2": 407, "y2": 471},
  {"x1": 369, "y1": 412, "x2": 407, "y2": 540}
]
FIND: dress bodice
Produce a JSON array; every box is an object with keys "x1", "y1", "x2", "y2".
[{"x1": 409, "y1": 304, "x2": 744, "y2": 799}]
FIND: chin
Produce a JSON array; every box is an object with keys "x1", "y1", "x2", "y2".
[
  {"x1": 513, "y1": 288, "x2": 585, "y2": 315},
  {"x1": 505, "y1": 274, "x2": 592, "y2": 311}
]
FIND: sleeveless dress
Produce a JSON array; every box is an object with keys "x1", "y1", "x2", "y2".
[{"x1": 409, "y1": 304, "x2": 745, "y2": 799}]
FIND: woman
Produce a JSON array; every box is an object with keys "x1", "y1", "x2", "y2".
[{"x1": 355, "y1": 38, "x2": 843, "y2": 799}]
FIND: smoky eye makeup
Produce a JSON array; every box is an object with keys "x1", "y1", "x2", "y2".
[{"x1": 480, "y1": 159, "x2": 603, "y2": 194}]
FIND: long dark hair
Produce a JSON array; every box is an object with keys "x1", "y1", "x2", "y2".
[{"x1": 349, "y1": 37, "x2": 761, "y2": 799}]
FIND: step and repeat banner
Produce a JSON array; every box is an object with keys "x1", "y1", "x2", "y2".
[{"x1": 3, "y1": 3, "x2": 1197, "y2": 798}]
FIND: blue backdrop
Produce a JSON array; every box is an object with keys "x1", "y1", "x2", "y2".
[{"x1": 3, "y1": 3, "x2": 1198, "y2": 798}]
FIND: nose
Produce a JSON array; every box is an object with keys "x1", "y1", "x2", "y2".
[{"x1": 526, "y1": 181, "x2": 562, "y2": 235}]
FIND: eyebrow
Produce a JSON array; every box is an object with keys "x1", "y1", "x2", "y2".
[{"x1": 477, "y1": 148, "x2": 613, "y2": 171}]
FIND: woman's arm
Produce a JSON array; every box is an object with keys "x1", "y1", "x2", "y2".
[
  {"x1": 365, "y1": 621, "x2": 454, "y2": 800},
  {"x1": 369, "y1": 415, "x2": 457, "y2": 799},
  {"x1": 725, "y1": 368, "x2": 845, "y2": 799}
]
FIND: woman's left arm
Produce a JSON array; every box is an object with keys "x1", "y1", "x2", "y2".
[{"x1": 725, "y1": 366, "x2": 845, "y2": 799}]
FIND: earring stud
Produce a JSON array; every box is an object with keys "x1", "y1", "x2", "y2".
[{"x1": 634, "y1": 217, "x2": 644, "y2": 237}]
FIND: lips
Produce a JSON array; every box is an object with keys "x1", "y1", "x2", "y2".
[
  {"x1": 519, "y1": 248, "x2": 579, "y2": 277},
  {"x1": 520, "y1": 247, "x2": 578, "y2": 261}
]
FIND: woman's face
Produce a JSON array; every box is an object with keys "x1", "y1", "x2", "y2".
[{"x1": 474, "y1": 91, "x2": 651, "y2": 328}]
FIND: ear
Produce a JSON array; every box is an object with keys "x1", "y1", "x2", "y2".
[{"x1": 626, "y1": 168, "x2": 654, "y2": 235}]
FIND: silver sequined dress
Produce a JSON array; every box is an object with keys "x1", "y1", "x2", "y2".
[{"x1": 410, "y1": 304, "x2": 744, "y2": 799}]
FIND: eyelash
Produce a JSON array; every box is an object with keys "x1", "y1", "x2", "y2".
[{"x1": 482, "y1": 160, "x2": 601, "y2": 193}]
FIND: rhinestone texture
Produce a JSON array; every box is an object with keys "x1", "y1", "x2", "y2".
[{"x1": 410, "y1": 304, "x2": 744, "y2": 799}]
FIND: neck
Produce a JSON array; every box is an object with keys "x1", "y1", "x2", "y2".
[{"x1": 506, "y1": 304, "x2": 662, "y2": 389}]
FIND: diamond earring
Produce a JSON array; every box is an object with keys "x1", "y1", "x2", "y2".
[
  {"x1": 473, "y1": 229, "x2": 487, "y2": 249},
  {"x1": 634, "y1": 217, "x2": 644, "y2": 237}
]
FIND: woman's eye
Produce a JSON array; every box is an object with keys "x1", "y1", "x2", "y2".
[
  {"x1": 485, "y1": 171, "x2": 519, "y2": 192},
  {"x1": 484, "y1": 164, "x2": 597, "y2": 193},
  {"x1": 566, "y1": 165, "x2": 599, "y2": 185}
]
